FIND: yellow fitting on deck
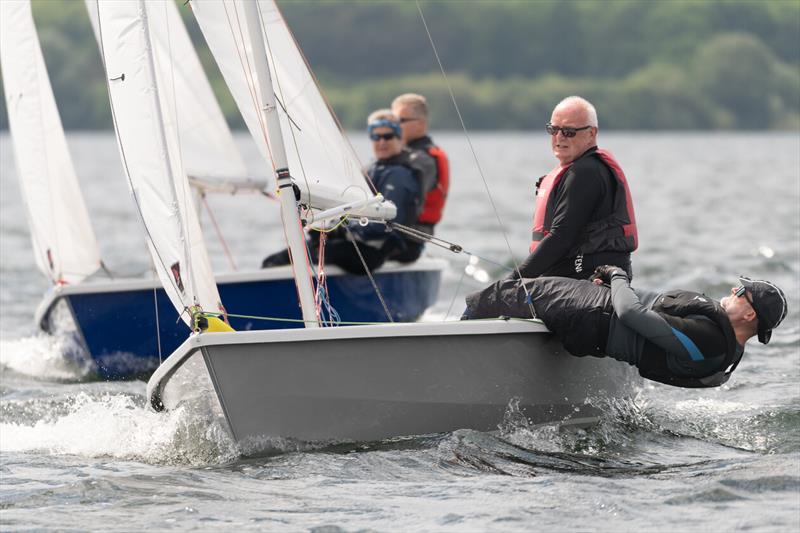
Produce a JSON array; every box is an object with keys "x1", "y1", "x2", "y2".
[{"x1": 203, "y1": 315, "x2": 236, "y2": 332}]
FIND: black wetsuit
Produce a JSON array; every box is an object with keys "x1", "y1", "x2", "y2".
[
  {"x1": 464, "y1": 275, "x2": 741, "y2": 387},
  {"x1": 604, "y1": 277, "x2": 739, "y2": 380},
  {"x1": 517, "y1": 147, "x2": 632, "y2": 279}
]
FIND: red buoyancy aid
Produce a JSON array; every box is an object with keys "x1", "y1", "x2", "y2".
[
  {"x1": 417, "y1": 146, "x2": 450, "y2": 225},
  {"x1": 529, "y1": 148, "x2": 638, "y2": 255}
]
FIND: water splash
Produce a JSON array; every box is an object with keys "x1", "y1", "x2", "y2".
[
  {"x1": 0, "y1": 391, "x2": 239, "y2": 466},
  {"x1": 646, "y1": 395, "x2": 778, "y2": 452},
  {"x1": 430, "y1": 396, "x2": 669, "y2": 478},
  {"x1": 0, "y1": 334, "x2": 91, "y2": 381},
  {"x1": 494, "y1": 394, "x2": 655, "y2": 455}
]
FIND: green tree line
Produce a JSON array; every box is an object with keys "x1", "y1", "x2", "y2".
[{"x1": 1, "y1": 0, "x2": 798, "y2": 130}]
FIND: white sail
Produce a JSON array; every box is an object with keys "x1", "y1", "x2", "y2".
[
  {"x1": 0, "y1": 0, "x2": 101, "y2": 285},
  {"x1": 95, "y1": 0, "x2": 222, "y2": 325},
  {"x1": 84, "y1": 0, "x2": 250, "y2": 184},
  {"x1": 190, "y1": 0, "x2": 393, "y2": 218}
]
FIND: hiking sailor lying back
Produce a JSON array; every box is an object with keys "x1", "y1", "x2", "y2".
[{"x1": 464, "y1": 266, "x2": 788, "y2": 388}]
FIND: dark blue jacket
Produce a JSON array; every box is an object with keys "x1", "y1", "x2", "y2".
[{"x1": 351, "y1": 151, "x2": 422, "y2": 250}]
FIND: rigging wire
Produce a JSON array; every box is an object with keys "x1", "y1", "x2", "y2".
[
  {"x1": 445, "y1": 255, "x2": 471, "y2": 320},
  {"x1": 387, "y1": 221, "x2": 512, "y2": 272},
  {"x1": 344, "y1": 225, "x2": 395, "y2": 323},
  {"x1": 200, "y1": 194, "x2": 238, "y2": 271},
  {"x1": 414, "y1": 0, "x2": 535, "y2": 317},
  {"x1": 196, "y1": 309, "x2": 541, "y2": 327}
]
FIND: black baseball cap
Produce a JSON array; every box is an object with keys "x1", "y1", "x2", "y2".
[{"x1": 739, "y1": 276, "x2": 788, "y2": 344}]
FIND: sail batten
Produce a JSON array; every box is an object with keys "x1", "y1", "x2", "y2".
[{"x1": 0, "y1": 0, "x2": 102, "y2": 285}]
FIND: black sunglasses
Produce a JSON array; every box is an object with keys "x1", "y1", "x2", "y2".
[
  {"x1": 735, "y1": 285, "x2": 765, "y2": 323},
  {"x1": 545, "y1": 123, "x2": 593, "y2": 138},
  {"x1": 399, "y1": 117, "x2": 419, "y2": 123},
  {"x1": 370, "y1": 132, "x2": 398, "y2": 141}
]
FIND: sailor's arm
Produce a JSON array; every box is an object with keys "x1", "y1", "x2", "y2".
[
  {"x1": 352, "y1": 166, "x2": 420, "y2": 240},
  {"x1": 517, "y1": 167, "x2": 603, "y2": 278},
  {"x1": 608, "y1": 271, "x2": 692, "y2": 358}
]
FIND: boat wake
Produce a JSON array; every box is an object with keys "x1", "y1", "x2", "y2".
[
  {"x1": 431, "y1": 389, "x2": 799, "y2": 479},
  {"x1": 641, "y1": 393, "x2": 797, "y2": 454},
  {"x1": 0, "y1": 334, "x2": 91, "y2": 382},
  {"x1": 2, "y1": 373, "x2": 795, "y2": 475}
]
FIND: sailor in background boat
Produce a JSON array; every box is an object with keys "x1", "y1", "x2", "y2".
[
  {"x1": 464, "y1": 266, "x2": 787, "y2": 388},
  {"x1": 262, "y1": 110, "x2": 425, "y2": 274},
  {"x1": 391, "y1": 93, "x2": 450, "y2": 236},
  {"x1": 517, "y1": 96, "x2": 638, "y2": 280}
]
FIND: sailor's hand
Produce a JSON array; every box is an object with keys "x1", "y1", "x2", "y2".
[{"x1": 590, "y1": 265, "x2": 626, "y2": 285}]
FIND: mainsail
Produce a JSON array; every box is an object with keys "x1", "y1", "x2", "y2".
[
  {"x1": 95, "y1": 0, "x2": 223, "y2": 325},
  {"x1": 0, "y1": 0, "x2": 102, "y2": 285},
  {"x1": 189, "y1": 0, "x2": 394, "y2": 218}
]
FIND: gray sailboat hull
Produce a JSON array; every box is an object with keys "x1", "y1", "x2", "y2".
[{"x1": 148, "y1": 320, "x2": 639, "y2": 445}]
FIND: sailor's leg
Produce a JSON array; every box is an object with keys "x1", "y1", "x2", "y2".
[
  {"x1": 526, "y1": 277, "x2": 613, "y2": 357},
  {"x1": 464, "y1": 278, "x2": 539, "y2": 319},
  {"x1": 261, "y1": 248, "x2": 291, "y2": 268},
  {"x1": 325, "y1": 240, "x2": 385, "y2": 275},
  {"x1": 262, "y1": 240, "x2": 321, "y2": 269}
]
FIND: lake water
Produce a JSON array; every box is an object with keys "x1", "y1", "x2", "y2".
[{"x1": 1, "y1": 131, "x2": 799, "y2": 531}]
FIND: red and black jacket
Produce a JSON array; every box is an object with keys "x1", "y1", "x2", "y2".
[
  {"x1": 408, "y1": 136, "x2": 449, "y2": 226},
  {"x1": 530, "y1": 147, "x2": 638, "y2": 257}
]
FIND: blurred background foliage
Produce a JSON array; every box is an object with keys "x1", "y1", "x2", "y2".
[{"x1": 0, "y1": 0, "x2": 797, "y2": 130}]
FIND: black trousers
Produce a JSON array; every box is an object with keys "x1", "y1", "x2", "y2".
[{"x1": 465, "y1": 276, "x2": 613, "y2": 357}]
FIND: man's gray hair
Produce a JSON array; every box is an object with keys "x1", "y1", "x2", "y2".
[
  {"x1": 555, "y1": 95, "x2": 598, "y2": 128},
  {"x1": 391, "y1": 93, "x2": 429, "y2": 119}
]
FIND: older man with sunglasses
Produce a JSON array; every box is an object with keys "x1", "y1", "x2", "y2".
[
  {"x1": 516, "y1": 96, "x2": 638, "y2": 281},
  {"x1": 464, "y1": 267, "x2": 788, "y2": 388}
]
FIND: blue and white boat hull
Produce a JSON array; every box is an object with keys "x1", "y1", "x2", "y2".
[{"x1": 34, "y1": 259, "x2": 444, "y2": 379}]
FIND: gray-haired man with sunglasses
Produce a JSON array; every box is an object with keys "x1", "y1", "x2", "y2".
[
  {"x1": 464, "y1": 267, "x2": 788, "y2": 388},
  {"x1": 516, "y1": 96, "x2": 638, "y2": 281}
]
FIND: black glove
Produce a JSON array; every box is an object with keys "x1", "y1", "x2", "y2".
[{"x1": 590, "y1": 265, "x2": 627, "y2": 285}]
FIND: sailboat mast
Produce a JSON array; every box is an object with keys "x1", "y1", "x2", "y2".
[{"x1": 243, "y1": 1, "x2": 319, "y2": 328}]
